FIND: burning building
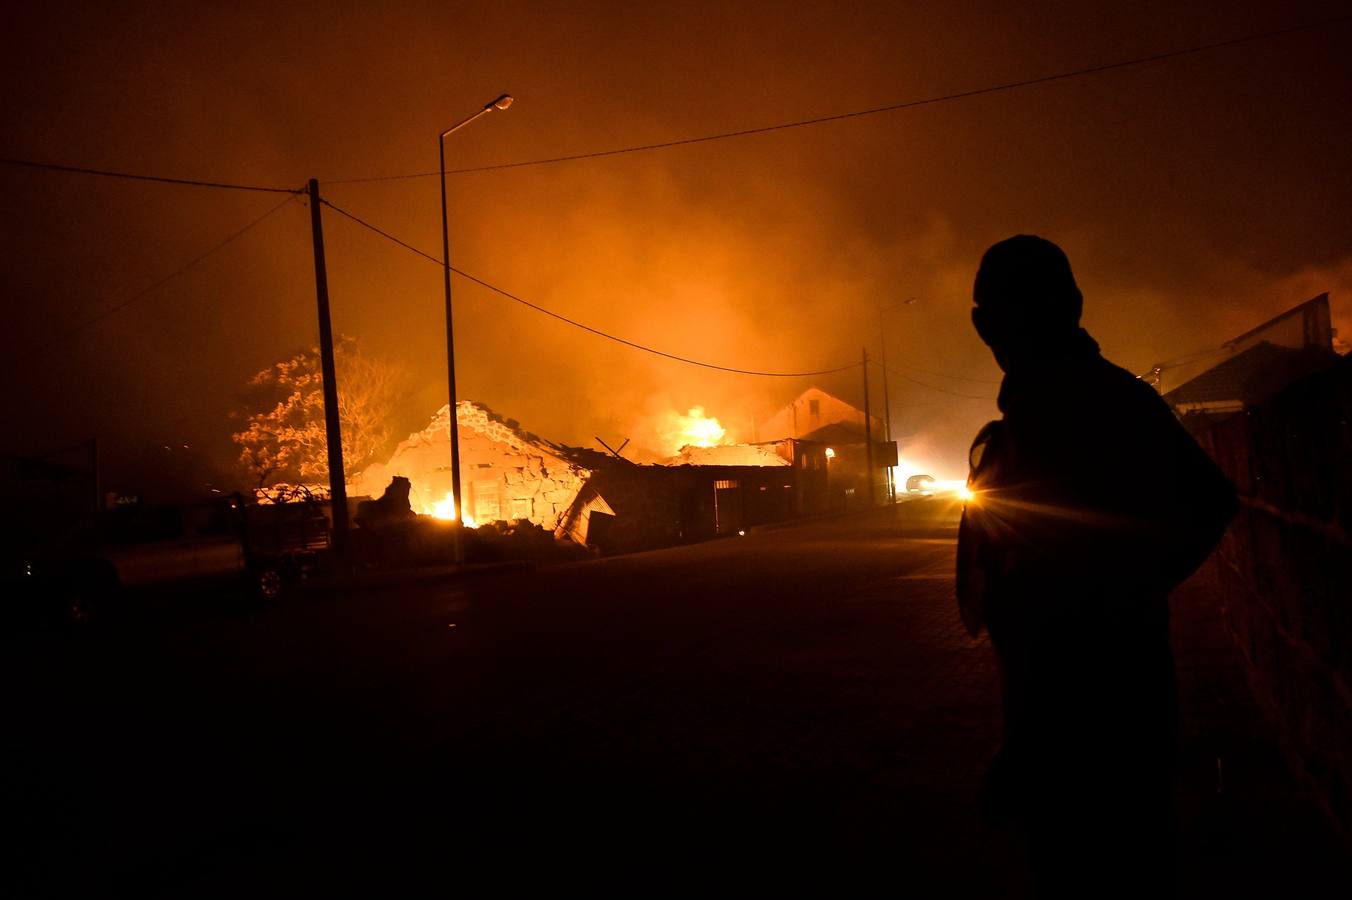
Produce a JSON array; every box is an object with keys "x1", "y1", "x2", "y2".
[
  {"x1": 558, "y1": 439, "x2": 829, "y2": 553},
  {"x1": 348, "y1": 390, "x2": 877, "y2": 554},
  {"x1": 351, "y1": 401, "x2": 591, "y2": 530}
]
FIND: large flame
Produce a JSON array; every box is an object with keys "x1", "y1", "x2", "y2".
[
  {"x1": 428, "y1": 492, "x2": 477, "y2": 528},
  {"x1": 663, "y1": 406, "x2": 727, "y2": 451}
]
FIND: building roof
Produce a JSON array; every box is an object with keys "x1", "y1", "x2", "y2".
[
  {"x1": 1222, "y1": 292, "x2": 1331, "y2": 350},
  {"x1": 660, "y1": 443, "x2": 791, "y2": 467},
  {"x1": 554, "y1": 444, "x2": 633, "y2": 471},
  {"x1": 799, "y1": 421, "x2": 869, "y2": 445},
  {"x1": 755, "y1": 386, "x2": 883, "y2": 442},
  {"x1": 1163, "y1": 341, "x2": 1338, "y2": 409}
]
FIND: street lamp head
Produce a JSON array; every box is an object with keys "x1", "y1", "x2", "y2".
[{"x1": 489, "y1": 94, "x2": 514, "y2": 111}]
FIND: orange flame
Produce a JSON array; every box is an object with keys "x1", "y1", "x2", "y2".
[
  {"x1": 428, "y1": 492, "x2": 477, "y2": 528},
  {"x1": 662, "y1": 406, "x2": 727, "y2": 451}
]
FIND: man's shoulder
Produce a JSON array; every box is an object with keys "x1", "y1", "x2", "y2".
[
  {"x1": 1001, "y1": 353, "x2": 1170, "y2": 436},
  {"x1": 1093, "y1": 356, "x2": 1169, "y2": 408},
  {"x1": 1036, "y1": 355, "x2": 1175, "y2": 443}
]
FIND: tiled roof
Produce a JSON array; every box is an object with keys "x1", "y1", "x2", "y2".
[{"x1": 1163, "y1": 342, "x2": 1338, "y2": 408}]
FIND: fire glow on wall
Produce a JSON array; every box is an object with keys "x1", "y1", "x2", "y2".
[{"x1": 352, "y1": 401, "x2": 590, "y2": 531}]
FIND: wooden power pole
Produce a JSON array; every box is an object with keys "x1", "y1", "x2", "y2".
[
  {"x1": 307, "y1": 179, "x2": 349, "y2": 558},
  {"x1": 878, "y1": 305, "x2": 895, "y2": 503}
]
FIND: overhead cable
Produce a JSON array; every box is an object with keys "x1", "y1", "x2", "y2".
[
  {"x1": 319, "y1": 198, "x2": 858, "y2": 378},
  {"x1": 1152, "y1": 345, "x2": 1231, "y2": 370},
  {"x1": 883, "y1": 360, "x2": 1000, "y2": 384},
  {"x1": 1, "y1": 157, "x2": 302, "y2": 194},
  {"x1": 49, "y1": 195, "x2": 297, "y2": 345},
  {"x1": 871, "y1": 359, "x2": 996, "y2": 401},
  {"x1": 325, "y1": 16, "x2": 1347, "y2": 185}
]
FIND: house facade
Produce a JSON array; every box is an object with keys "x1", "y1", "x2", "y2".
[
  {"x1": 752, "y1": 387, "x2": 894, "y2": 507},
  {"x1": 753, "y1": 386, "x2": 884, "y2": 442}
]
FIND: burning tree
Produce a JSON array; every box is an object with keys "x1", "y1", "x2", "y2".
[{"x1": 232, "y1": 337, "x2": 402, "y2": 488}]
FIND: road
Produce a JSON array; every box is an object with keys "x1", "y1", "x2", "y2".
[{"x1": 4, "y1": 501, "x2": 1346, "y2": 896}]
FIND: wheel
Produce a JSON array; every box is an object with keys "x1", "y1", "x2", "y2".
[{"x1": 255, "y1": 565, "x2": 285, "y2": 602}]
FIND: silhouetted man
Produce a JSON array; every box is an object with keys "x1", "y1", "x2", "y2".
[{"x1": 956, "y1": 235, "x2": 1236, "y2": 898}]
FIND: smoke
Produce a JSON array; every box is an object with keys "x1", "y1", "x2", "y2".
[{"x1": 2, "y1": 1, "x2": 1349, "y2": 498}]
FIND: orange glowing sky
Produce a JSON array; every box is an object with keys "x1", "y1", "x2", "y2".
[{"x1": 2, "y1": 1, "x2": 1349, "y2": 496}]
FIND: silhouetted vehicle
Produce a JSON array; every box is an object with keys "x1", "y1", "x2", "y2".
[
  {"x1": 28, "y1": 495, "x2": 330, "y2": 626},
  {"x1": 905, "y1": 474, "x2": 936, "y2": 495}
]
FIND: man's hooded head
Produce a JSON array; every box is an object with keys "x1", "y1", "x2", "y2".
[{"x1": 972, "y1": 235, "x2": 1085, "y2": 372}]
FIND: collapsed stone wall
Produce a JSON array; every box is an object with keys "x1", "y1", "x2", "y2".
[
  {"x1": 353, "y1": 401, "x2": 589, "y2": 531},
  {"x1": 458, "y1": 407, "x2": 588, "y2": 529},
  {"x1": 1191, "y1": 356, "x2": 1352, "y2": 840}
]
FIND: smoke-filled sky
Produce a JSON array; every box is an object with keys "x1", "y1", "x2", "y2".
[{"x1": 4, "y1": 0, "x2": 1350, "y2": 493}]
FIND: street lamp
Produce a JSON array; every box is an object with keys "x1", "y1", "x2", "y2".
[{"x1": 439, "y1": 93, "x2": 512, "y2": 557}]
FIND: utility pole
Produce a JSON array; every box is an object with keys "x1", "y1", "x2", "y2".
[
  {"x1": 862, "y1": 347, "x2": 874, "y2": 508},
  {"x1": 307, "y1": 179, "x2": 349, "y2": 559},
  {"x1": 877, "y1": 304, "x2": 895, "y2": 503}
]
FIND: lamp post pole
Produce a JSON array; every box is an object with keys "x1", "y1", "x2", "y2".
[
  {"x1": 877, "y1": 304, "x2": 894, "y2": 503},
  {"x1": 876, "y1": 296, "x2": 917, "y2": 503},
  {"x1": 862, "y1": 347, "x2": 874, "y2": 508},
  {"x1": 439, "y1": 93, "x2": 513, "y2": 561}
]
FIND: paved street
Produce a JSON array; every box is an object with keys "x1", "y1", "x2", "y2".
[{"x1": 4, "y1": 502, "x2": 1346, "y2": 896}]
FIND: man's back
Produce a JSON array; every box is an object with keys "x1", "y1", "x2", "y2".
[
  {"x1": 970, "y1": 337, "x2": 1232, "y2": 600},
  {"x1": 962, "y1": 236, "x2": 1237, "y2": 897}
]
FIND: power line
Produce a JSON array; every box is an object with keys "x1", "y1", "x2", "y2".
[
  {"x1": 1154, "y1": 345, "x2": 1231, "y2": 370},
  {"x1": 871, "y1": 358, "x2": 996, "y2": 401},
  {"x1": 1, "y1": 157, "x2": 302, "y2": 194},
  {"x1": 44, "y1": 195, "x2": 297, "y2": 347},
  {"x1": 884, "y1": 360, "x2": 1000, "y2": 384},
  {"x1": 319, "y1": 198, "x2": 858, "y2": 378},
  {"x1": 325, "y1": 16, "x2": 1347, "y2": 185}
]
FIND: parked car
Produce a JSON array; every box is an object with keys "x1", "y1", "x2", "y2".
[
  {"x1": 34, "y1": 495, "x2": 331, "y2": 625},
  {"x1": 905, "y1": 474, "x2": 937, "y2": 495}
]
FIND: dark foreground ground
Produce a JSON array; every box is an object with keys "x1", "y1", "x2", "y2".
[{"x1": 3, "y1": 501, "x2": 1347, "y2": 896}]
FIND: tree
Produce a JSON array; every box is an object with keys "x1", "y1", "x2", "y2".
[{"x1": 232, "y1": 337, "x2": 402, "y2": 489}]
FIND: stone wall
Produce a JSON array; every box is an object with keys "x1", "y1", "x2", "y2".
[
  {"x1": 353, "y1": 401, "x2": 589, "y2": 530},
  {"x1": 1190, "y1": 355, "x2": 1352, "y2": 839}
]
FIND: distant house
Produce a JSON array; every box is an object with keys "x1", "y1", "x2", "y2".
[
  {"x1": 753, "y1": 387, "x2": 884, "y2": 442},
  {"x1": 753, "y1": 387, "x2": 894, "y2": 507},
  {"x1": 352, "y1": 401, "x2": 590, "y2": 530}
]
